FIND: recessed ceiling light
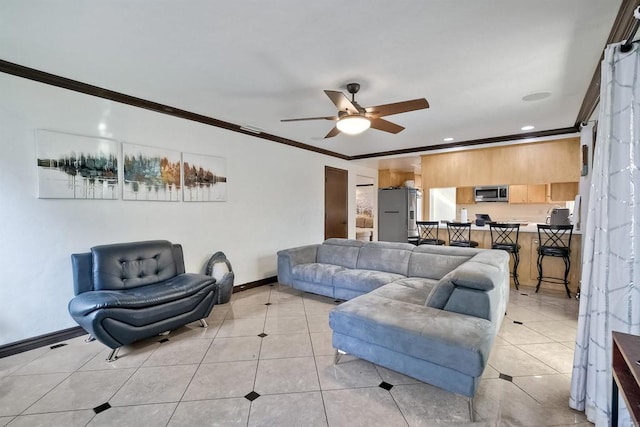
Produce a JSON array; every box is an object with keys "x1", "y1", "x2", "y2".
[
  {"x1": 522, "y1": 92, "x2": 551, "y2": 102},
  {"x1": 443, "y1": 137, "x2": 454, "y2": 142},
  {"x1": 521, "y1": 125, "x2": 535, "y2": 131}
]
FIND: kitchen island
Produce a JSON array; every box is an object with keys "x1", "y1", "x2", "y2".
[{"x1": 441, "y1": 223, "x2": 582, "y2": 296}]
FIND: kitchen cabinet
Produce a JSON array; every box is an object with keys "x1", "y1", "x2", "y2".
[
  {"x1": 456, "y1": 187, "x2": 475, "y2": 204},
  {"x1": 379, "y1": 169, "x2": 418, "y2": 189},
  {"x1": 509, "y1": 184, "x2": 547, "y2": 204},
  {"x1": 550, "y1": 182, "x2": 579, "y2": 201}
]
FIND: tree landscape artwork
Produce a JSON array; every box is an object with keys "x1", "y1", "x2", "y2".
[
  {"x1": 36, "y1": 130, "x2": 118, "y2": 199},
  {"x1": 182, "y1": 152, "x2": 227, "y2": 202},
  {"x1": 123, "y1": 143, "x2": 181, "y2": 201}
]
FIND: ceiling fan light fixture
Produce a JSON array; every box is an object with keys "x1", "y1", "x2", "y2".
[{"x1": 336, "y1": 115, "x2": 371, "y2": 135}]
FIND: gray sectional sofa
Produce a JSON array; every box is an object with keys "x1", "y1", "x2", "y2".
[{"x1": 277, "y1": 238, "x2": 510, "y2": 397}]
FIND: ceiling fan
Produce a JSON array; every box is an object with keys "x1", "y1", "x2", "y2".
[{"x1": 281, "y1": 83, "x2": 430, "y2": 138}]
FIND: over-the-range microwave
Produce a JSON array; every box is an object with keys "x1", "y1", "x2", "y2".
[{"x1": 474, "y1": 185, "x2": 509, "y2": 202}]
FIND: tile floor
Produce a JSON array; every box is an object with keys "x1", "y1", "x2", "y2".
[{"x1": 0, "y1": 284, "x2": 591, "y2": 426}]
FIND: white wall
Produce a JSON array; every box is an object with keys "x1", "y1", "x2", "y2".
[{"x1": 0, "y1": 73, "x2": 377, "y2": 345}]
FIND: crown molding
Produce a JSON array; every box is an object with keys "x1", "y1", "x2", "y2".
[{"x1": 575, "y1": 0, "x2": 640, "y2": 125}]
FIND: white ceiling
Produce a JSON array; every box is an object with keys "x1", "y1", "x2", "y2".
[{"x1": 0, "y1": 1, "x2": 622, "y2": 159}]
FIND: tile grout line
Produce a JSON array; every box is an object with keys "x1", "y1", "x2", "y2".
[{"x1": 304, "y1": 288, "x2": 332, "y2": 427}]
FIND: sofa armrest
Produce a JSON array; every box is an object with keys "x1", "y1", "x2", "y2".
[{"x1": 277, "y1": 244, "x2": 319, "y2": 285}]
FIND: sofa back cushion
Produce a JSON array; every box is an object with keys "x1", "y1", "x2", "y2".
[
  {"x1": 408, "y1": 245, "x2": 478, "y2": 280},
  {"x1": 91, "y1": 240, "x2": 178, "y2": 291},
  {"x1": 356, "y1": 241, "x2": 414, "y2": 275},
  {"x1": 317, "y1": 239, "x2": 364, "y2": 269}
]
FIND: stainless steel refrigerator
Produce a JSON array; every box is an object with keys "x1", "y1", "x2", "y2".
[{"x1": 378, "y1": 188, "x2": 418, "y2": 243}]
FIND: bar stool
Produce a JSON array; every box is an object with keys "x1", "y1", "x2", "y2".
[
  {"x1": 416, "y1": 221, "x2": 445, "y2": 245},
  {"x1": 447, "y1": 222, "x2": 478, "y2": 248},
  {"x1": 536, "y1": 224, "x2": 573, "y2": 298},
  {"x1": 489, "y1": 223, "x2": 521, "y2": 290}
]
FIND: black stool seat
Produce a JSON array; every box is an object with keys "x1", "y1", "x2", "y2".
[
  {"x1": 538, "y1": 246, "x2": 570, "y2": 257},
  {"x1": 492, "y1": 243, "x2": 521, "y2": 252},
  {"x1": 447, "y1": 222, "x2": 478, "y2": 248},
  {"x1": 490, "y1": 223, "x2": 521, "y2": 289},
  {"x1": 536, "y1": 224, "x2": 573, "y2": 298}
]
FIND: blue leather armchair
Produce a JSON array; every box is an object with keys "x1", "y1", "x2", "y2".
[{"x1": 68, "y1": 240, "x2": 217, "y2": 361}]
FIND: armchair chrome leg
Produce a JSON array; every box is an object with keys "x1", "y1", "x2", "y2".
[
  {"x1": 199, "y1": 319, "x2": 208, "y2": 328},
  {"x1": 334, "y1": 349, "x2": 346, "y2": 365},
  {"x1": 84, "y1": 335, "x2": 96, "y2": 343},
  {"x1": 468, "y1": 397, "x2": 475, "y2": 422},
  {"x1": 106, "y1": 347, "x2": 120, "y2": 362}
]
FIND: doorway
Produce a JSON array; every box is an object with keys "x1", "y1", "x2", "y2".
[
  {"x1": 325, "y1": 166, "x2": 348, "y2": 239},
  {"x1": 356, "y1": 175, "x2": 375, "y2": 241}
]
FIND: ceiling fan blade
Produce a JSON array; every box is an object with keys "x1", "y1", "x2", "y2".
[
  {"x1": 324, "y1": 126, "x2": 341, "y2": 138},
  {"x1": 324, "y1": 90, "x2": 359, "y2": 114},
  {"x1": 281, "y1": 116, "x2": 338, "y2": 122},
  {"x1": 370, "y1": 118, "x2": 405, "y2": 134},
  {"x1": 365, "y1": 98, "x2": 429, "y2": 117}
]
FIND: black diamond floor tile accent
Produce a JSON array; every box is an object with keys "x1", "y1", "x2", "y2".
[
  {"x1": 50, "y1": 343, "x2": 67, "y2": 350},
  {"x1": 245, "y1": 391, "x2": 260, "y2": 401},
  {"x1": 499, "y1": 373, "x2": 513, "y2": 382},
  {"x1": 264, "y1": 302, "x2": 272, "y2": 306},
  {"x1": 93, "y1": 402, "x2": 111, "y2": 414},
  {"x1": 159, "y1": 338, "x2": 170, "y2": 343},
  {"x1": 378, "y1": 381, "x2": 393, "y2": 391},
  {"x1": 513, "y1": 320, "x2": 523, "y2": 325},
  {"x1": 258, "y1": 333, "x2": 268, "y2": 338}
]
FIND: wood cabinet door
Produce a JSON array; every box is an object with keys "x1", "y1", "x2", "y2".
[
  {"x1": 550, "y1": 182, "x2": 579, "y2": 201},
  {"x1": 456, "y1": 187, "x2": 475, "y2": 204},
  {"x1": 527, "y1": 184, "x2": 547, "y2": 203},
  {"x1": 509, "y1": 185, "x2": 527, "y2": 203}
]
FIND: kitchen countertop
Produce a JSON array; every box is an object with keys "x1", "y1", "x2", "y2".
[{"x1": 467, "y1": 223, "x2": 581, "y2": 234}]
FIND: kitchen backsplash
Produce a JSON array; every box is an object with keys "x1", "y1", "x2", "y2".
[{"x1": 455, "y1": 202, "x2": 574, "y2": 224}]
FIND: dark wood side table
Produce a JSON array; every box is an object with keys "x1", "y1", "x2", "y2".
[{"x1": 612, "y1": 331, "x2": 640, "y2": 426}]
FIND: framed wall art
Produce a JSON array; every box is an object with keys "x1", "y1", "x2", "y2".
[
  {"x1": 182, "y1": 152, "x2": 228, "y2": 202},
  {"x1": 36, "y1": 130, "x2": 118, "y2": 199},
  {"x1": 122, "y1": 143, "x2": 181, "y2": 201}
]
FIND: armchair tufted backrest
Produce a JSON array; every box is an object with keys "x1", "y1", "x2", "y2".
[
  {"x1": 90, "y1": 240, "x2": 178, "y2": 291},
  {"x1": 71, "y1": 240, "x2": 185, "y2": 295}
]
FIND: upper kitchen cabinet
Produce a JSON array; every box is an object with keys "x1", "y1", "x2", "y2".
[
  {"x1": 456, "y1": 187, "x2": 475, "y2": 204},
  {"x1": 550, "y1": 182, "x2": 579, "y2": 201},
  {"x1": 421, "y1": 138, "x2": 580, "y2": 188},
  {"x1": 508, "y1": 184, "x2": 547, "y2": 204},
  {"x1": 379, "y1": 169, "x2": 419, "y2": 188}
]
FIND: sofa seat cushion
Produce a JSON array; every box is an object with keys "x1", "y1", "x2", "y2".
[
  {"x1": 332, "y1": 269, "x2": 406, "y2": 294},
  {"x1": 370, "y1": 278, "x2": 440, "y2": 305},
  {"x1": 329, "y1": 293, "x2": 495, "y2": 378},
  {"x1": 292, "y1": 263, "x2": 345, "y2": 285},
  {"x1": 69, "y1": 273, "x2": 215, "y2": 316}
]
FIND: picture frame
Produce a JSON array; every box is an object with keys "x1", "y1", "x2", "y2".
[
  {"x1": 36, "y1": 130, "x2": 118, "y2": 199},
  {"x1": 182, "y1": 152, "x2": 228, "y2": 202},
  {"x1": 122, "y1": 143, "x2": 181, "y2": 201}
]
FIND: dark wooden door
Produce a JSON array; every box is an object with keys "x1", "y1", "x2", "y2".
[{"x1": 325, "y1": 166, "x2": 348, "y2": 239}]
